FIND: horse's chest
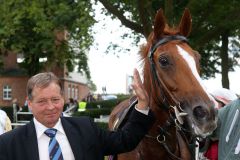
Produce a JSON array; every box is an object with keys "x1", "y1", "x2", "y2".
[{"x1": 137, "y1": 139, "x2": 175, "y2": 160}]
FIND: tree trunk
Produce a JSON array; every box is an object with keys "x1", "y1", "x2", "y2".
[
  {"x1": 137, "y1": 0, "x2": 153, "y2": 38},
  {"x1": 220, "y1": 30, "x2": 229, "y2": 89}
]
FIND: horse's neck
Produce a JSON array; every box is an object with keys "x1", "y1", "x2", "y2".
[
  {"x1": 139, "y1": 125, "x2": 192, "y2": 160},
  {"x1": 139, "y1": 106, "x2": 179, "y2": 158},
  {"x1": 142, "y1": 102, "x2": 194, "y2": 160},
  {"x1": 138, "y1": 125, "x2": 179, "y2": 159},
  {"x1": 140, "y1": 101, "x2": 191, "y2": 159}
]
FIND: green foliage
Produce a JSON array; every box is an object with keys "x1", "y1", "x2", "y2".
[
  {"x1": 86, "y1": 99, "x2": 119, "y2": 109},
  {"x1": 72, "y1": 108, "x2": 111, "y2": 118},
  {"x1": 97, "y1": 0, "x2": 240, "y2": 82},
  {"x1": 87, "y1": 79, "x2": 97, "y2": 92},
  {"x1": 189, "y1": 0, "x2": 240, "y2": 79},
  {"x1": 0, "y1": 0, "x2": 95, "y2": 77},
  {"x1": 86, "y1": 95, "x2": 130, "y2": 109},
  {"x1": 72, "y1": 95, "x2": 130, "y2": 119},
  {"x1": 116, "y1": 94, "x2": 131, "y2": 100},
  {"x1": 96, "y1": 122, "x2": 108, "y2": 130}
]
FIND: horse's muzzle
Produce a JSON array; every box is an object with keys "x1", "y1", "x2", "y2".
[{"x1": 193, "y1": 106, "x2": 208, "y2": 120}]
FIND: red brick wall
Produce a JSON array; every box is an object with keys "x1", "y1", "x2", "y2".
[
  {"x1": 63, "y1": 81, "x2": 90, "y2": 103},
  {"x1": 78, "y1": 84, "x2": 90, "y2": 101},
  {"x1": 0, "y1": 76, "x2": 29, "y2": 107}
]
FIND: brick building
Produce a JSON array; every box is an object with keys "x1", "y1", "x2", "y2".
[{"x1": 0, "y1": 52, "x2": 90, "y2": 107}]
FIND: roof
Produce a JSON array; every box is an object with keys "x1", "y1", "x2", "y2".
[
  {"x1": 64, "y1": 72, "x2": 88, "y2": 84},
  {"x1": 0, "y1": 68, "x2": 28, "y2": 77}
]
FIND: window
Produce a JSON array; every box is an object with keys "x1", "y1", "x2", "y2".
[
  {"x1": 3, "y1": 85, "x2": 12, "y2": 100},
  {"x1": 68, "y1": 85, "x2": 71, "y2": 99},
  {"x1": 71, "y1": 86, "x2": 75, "y2": 99},
  {"x1": 75, "y1": 87, "x2": 78, "y2": 100}
]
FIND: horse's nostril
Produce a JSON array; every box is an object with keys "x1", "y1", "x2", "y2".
[{"x1": 193, "y1": 106, "x2": 207, "y2": 119}]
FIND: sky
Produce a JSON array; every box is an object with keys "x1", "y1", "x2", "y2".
[
  {"x1": 88, "y1": 3, "x2": 141, "y2": 94},
  {"x1": 88, "y1": 3, "x2": 240, "y2": 95}
]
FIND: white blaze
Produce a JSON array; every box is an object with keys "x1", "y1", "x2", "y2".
[{"x1": 176, "y1": 45, "x2": 213, "y2": 100}]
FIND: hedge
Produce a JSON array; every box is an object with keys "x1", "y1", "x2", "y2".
[
  {"x1": 86, "y1": 96, "x2": 130, "y2": 109},
  {"x1": 96, "y1": 122, "x2": 109, "y2": 130},
  {"x1": 72, "y1": 108, "x2": 111, "y2": 118},
  {"x1": 73, "y1": 96, "x2": 131, "y2": 119}
]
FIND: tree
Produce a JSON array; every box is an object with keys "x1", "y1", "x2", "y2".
[
  {"x1": 96, "y1": 0, "x2": 240, "y2": 88},
  {"x1": 97, "y1": 0, "x2": 188, "y2": 39},
  {"x1": 189, "y1": 0, "x2": 240, "y2": 88},
  {"x1": 0, "y1": 0, "x2": 95, "y2": 78},
  {"x1": 88, "y1": 80, "x2": 97, "y2": 92}
]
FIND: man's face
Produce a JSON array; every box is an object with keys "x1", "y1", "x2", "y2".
[{"x1": 28, "y1": 82, "x2": 64, "y2": 128}]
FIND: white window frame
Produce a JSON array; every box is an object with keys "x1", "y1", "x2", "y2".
[
  {"x1": 75, "y1": 87, "x2": 78, "y2": 100},
  {"x1": 71, "y1": 86, "x2": 75, "y2": 99},
  {"x1": 3, "y1": 85, "x2": 12, "y2": 100},
  {"x1": 68, "y1": 85, "x2": 71, "y2": 99}
]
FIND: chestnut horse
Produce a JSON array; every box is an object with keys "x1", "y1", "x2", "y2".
[{"x1": 108, "y1": 9, "x2": 217, "y2": 160}]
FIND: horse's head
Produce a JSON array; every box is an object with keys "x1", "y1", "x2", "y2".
[{"x1": 141, "y1": 9, "x2": 217, "y2": 137}]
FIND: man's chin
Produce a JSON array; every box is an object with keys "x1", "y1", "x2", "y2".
[
  {"x1": 44, "y1": 120, "x2": 58, "y2": 128},
  {"x1": 45, "y1": 117, "x2": 59, "y2": 127}
]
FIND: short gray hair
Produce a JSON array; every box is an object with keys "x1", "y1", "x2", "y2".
[{"x1": 27, "y1": 72, "x2": 63, "y2": 100}]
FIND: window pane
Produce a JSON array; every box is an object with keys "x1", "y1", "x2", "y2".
[
  {"x1": 68, "y1": 85, "x2": 71, "y2": 99},
  {"x1": 3, "y1": 85, "x2": 12, "y2": 100}
]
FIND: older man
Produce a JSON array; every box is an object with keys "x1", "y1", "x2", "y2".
[{"x1": 0, "y1": 69, "x2": 154, "y2": 160}]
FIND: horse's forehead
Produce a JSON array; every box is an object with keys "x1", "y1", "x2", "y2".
[
  {"x1": 176, "y1": 45, "x2": 212, "y2": 98},
  {"x1": 176, "y1": 45, "x2": 195, "y2": 70},
  {"x1": 176, "y1": 45, "x2": 199, "y2": 80}
]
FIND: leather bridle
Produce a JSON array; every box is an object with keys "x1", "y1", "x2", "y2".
[
  {"x1": 145, "y1": 35, "x2": 196, "y2": 160},
  {"x1": 148, "y1": 35, "x2": 188, "y2": 110}
]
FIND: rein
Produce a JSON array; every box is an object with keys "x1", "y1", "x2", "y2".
[{"x1": 145, "y1": 35, "x2": 196, "y2": 159}]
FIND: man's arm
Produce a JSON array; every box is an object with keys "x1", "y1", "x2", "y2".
[{"x1": 100, "y1": 68, "x2": 154, "y2": 155}]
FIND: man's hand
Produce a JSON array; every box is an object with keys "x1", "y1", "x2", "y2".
[{"x1": 131, "y1": 68, "x2": 149, "y2": 110}]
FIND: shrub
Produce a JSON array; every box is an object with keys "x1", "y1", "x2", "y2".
[
  {"x1": 73, "y1": 95, "x2": 131, "y2": 119},
  {"x1": 72, "y1": 108, "x2": 112, "y2": 118},
  {"x1": 86, "y1": 95, "x2": 130, "y2": 109},
  {"x1": 96, "y1": 122, "x2": 109, "y2": 130}
]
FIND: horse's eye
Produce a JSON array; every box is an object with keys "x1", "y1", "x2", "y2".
[{"x1": 159, "y1": 57, "x2": 170, "y2": 67}]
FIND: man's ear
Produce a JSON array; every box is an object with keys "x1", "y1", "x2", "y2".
[{"x1": 27, "y1": 99, "x2": 33, "y2": 110}]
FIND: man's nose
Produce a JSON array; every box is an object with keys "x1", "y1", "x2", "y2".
[{"x1": 46, "y1": 100, "x2": 56, "y2": 109}]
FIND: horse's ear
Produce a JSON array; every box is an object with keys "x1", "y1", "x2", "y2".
[
  {"x1": 153, "y1": 9, "x2": 165, "y2": 40},
  {"x1": 179, "y1": 8, "x2": 192, "y2": 37}
]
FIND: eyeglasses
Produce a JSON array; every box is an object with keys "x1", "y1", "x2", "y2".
[{"x1": 33, "y1": 97, "x2": 62, "y2": 106}]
